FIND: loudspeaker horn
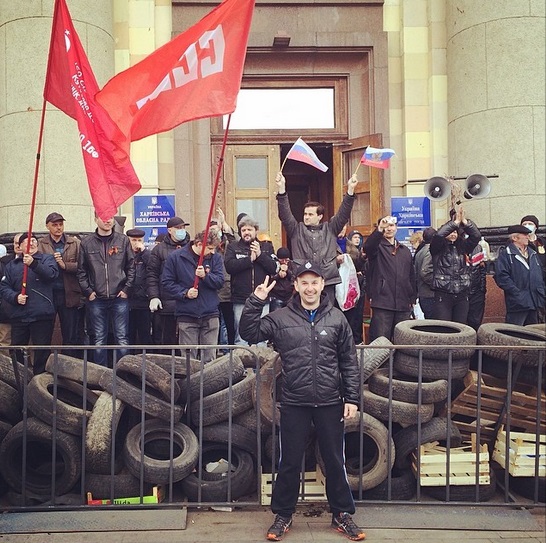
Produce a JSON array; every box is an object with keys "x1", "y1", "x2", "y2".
[
  {"x1": 463, "y1": 174, "x2": 491, "y2": 199},
  {"x1": 424, "y1": 176, "x2": 451, "y2": 201}
]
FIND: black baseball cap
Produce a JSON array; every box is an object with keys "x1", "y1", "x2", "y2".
[
  {"x1": 167, "y1": 216, "x2": 190, "y2": 228},
  {"x1": 295, "y1": 261, "x2": 324, "y2": 278}
]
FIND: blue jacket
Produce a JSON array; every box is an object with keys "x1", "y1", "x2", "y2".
[
  {"x1": 0, "y1": 253, "x2": 58, "y2": 322},
  {"x1": 161, "y1": 244, "x2": 224, "y2": 319},
  {"x1": 494, "y1": 243, "x2": 545, "y2": 312}
]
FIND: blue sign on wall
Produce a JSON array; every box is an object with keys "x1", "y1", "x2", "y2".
[
  {"x1": 391, "y1": 197, "x2": 431, "y2": 227},
  {"x1": 133, "y1": 195, "x2": 176, "y2": 227},
  {"x1": 133, "y1": 195, "x2": 176, "y2": 247}
]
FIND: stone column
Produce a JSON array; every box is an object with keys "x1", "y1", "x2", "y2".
[
  {"x1": 446, "y1": 1, "x2": 545, "y2": 227},
  {"x1": 0, "y1": 0, "x2": 115, "y2": 233}
]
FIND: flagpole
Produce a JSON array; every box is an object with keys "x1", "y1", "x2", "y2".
[
  {"x1": 193, "y1": 114, "x2": 232, "y2": 289},
  {"x1": 21, "y1": 98, "x2": 48, "y2": 296},
  {"x1": 352, "y1": 162, "x2": 362, "y2": 178},
  {"x1": 280, "y1": 136, "x2": 301, "y2": 173}
]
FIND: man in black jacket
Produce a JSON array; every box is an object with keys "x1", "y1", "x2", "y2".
[
  {"x1": 77, "y1": 214, "x2": 135, "y2": 366},
  {"x1": 364, "y1": 215, "x2": 415, "y2": 342},
  {"x1": 240, "y1": 263, "x2": 364, "y2": 542},
  {"x1": 126, "y1": 228, "x2": 152, "y2": 348},
  {"x1": 0, "y1": 232, "x2": 58, "y2": 374},
  {"x1": 224, "y1": 215, "x2": 277, "y2": 344}
]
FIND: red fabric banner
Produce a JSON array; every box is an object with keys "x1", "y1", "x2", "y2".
[
  {"x1": 43, "y1": 0, "x2": 141, "y2": 220},
  {"x1": 96, "y1": 0, "x2": 256, "y2": 142}
]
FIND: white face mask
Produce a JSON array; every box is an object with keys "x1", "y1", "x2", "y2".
[
  {"x1": 523, "y1": 223, "x2": 536, "y2": 234},
  {"x1": 173, "y1": 228, "x2": 187, "y2": 241}
]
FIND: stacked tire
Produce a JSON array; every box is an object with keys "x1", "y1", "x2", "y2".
[
  {"x1": 387, "y1": 320, "x2": 489, "y2": 502},
  {"x1": 476, "y1": 323, "x2": 546, "y2": 387},
  {"x1": 393, "y1": 320, "x2": 476, "y2": 381}
]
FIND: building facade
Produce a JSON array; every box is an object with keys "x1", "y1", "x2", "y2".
[{"x1": 0, "y1": 0, "x2": 544, "y2": 241}]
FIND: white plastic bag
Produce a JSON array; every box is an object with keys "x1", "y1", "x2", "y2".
[{"x1": 335, "y1": 254, "x2": 360, "y2": 311}]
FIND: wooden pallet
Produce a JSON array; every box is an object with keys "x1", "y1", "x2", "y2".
[
  {"x1": 261, "y1": 469, "x2": 326, "y2": 505},
  {"x1": 444, "y1": 370, "x2": 546, "y2": 442},
  {"x1": 411, "y1": 434, "x2": 490, "y2": 487},
  {"x1": 493, "y1": 429, "x2": 546, "y2": 477}
]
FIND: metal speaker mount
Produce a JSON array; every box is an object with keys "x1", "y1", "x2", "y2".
[
  {"x1": 463, "y1": 174, "x2": 491, "y2": 199},
  {"x1": 424, "y1": 176, "x2": 451, "y2": 201}
]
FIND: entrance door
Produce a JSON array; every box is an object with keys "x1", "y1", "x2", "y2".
[
  {"x1": 223, "y1": 145, "x2": 282, "y2": 246},
  {"x1": 223, "y1": 136, "x2": 385, "y2": 247},
  {"x1": 333, "y1": 134, "x2": 386, "y2": 236}
]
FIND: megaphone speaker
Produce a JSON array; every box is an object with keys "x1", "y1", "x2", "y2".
[
  {"x1": 464, "y1": 174, "x2": 491, "y2": 199},
  {"x1": 424, "y1": 176, "x2": 451, "y2": 201}
]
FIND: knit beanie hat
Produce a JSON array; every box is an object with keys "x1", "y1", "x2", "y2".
[{"x1": 520, "y1": 215, "x2": 539, "y2": 229}]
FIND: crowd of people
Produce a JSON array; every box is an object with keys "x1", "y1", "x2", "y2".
[
  {"x1": 0, "y1": 197, "x2": 544, "y2": 371},
  {"x1": 0, "y1": 181, "x2": 544, "y2": 540}
]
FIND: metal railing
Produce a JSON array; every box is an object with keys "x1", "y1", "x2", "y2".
[{"x1": 0, "y1": 342, "x2": 544, "y2": 512}]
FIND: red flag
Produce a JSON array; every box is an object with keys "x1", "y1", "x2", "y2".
[
  {"x1": 43, "y1": 0, "x2": 141, "y2": 220},
  {"x1": 96, "y1": 0, "x2": 256, "y2": 142}
]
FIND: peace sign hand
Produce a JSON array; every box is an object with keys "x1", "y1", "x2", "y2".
[{"x1": 254, "y1": 275, "x2": 277, "y2": 301}]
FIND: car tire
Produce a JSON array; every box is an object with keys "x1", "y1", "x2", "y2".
[{"x1": 394, "y1": 320, "x2": 476, "y2": 359}]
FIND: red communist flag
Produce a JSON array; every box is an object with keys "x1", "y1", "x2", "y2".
[
  {"x1": 96, "y1": 0, "x2": 256, "y2": 142},
  {"x1": 43, "y1": 0, "x2": 141, "y2": 220}
]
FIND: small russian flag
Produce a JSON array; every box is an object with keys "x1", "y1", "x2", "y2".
[
  {"x1": 360, "y1": 146, "x2": 395, "y2": 169},
  {"x1": 285, "y1": 137, "x2": 328, "y2": 172}
]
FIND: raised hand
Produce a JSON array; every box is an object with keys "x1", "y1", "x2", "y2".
[
  {"x1": 254, "y1": 275, "x2": 277, "y2": 301},
  {"x1": 347, "y1": 174, "x2": 358, "y2": 195},
  {"x1": 275, "y1": 172, "x2": 286, "y2": 194}
]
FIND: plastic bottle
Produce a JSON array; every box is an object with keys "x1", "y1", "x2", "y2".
[{"x1": 479, "y1": 236, "x2": 491, "y2": 260}]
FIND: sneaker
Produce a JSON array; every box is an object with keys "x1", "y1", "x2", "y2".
[
  {"x1": 266, "y1": 515, "x2": 292, "y2": 541},
  {"x1": 331, "y1": 512, "x2": 366, "y2": 541}
]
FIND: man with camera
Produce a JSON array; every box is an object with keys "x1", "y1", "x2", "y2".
[{"x1": 363, "y1": 214, "x2": 415, "y2": 342}]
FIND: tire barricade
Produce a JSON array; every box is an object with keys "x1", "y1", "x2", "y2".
[{"x1": 0, "y1": 320, "x2": 544, "y2": 511}]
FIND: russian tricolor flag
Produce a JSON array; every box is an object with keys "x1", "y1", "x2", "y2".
[
  {"x1": 360, "y1": 146, "x2": 395, "y2": 169},
  {"x1": 285, "y1": 137, "x2": 328, "y2": 172}
]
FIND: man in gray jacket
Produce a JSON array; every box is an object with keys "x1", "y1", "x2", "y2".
[{"x1": 275, "y1": 172, "x2": 358, "y2": 303}]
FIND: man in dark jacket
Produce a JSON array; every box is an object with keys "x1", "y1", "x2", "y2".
[
  {"x1": 364, "y1": 215, "x2": 415, "y2": 342},
  {"x1": 162, "y1": 230, "x2": 224, "y2": 364},
  {"x1": 126, "y1": 228, "x2": 152, "y2": 348},
  {"x1": 430, "y1": 206, "x2": 481, "y2": 324},
  {"x1": 240, "y1": 262, "x2": 364, "y2": 542},
  {"x1": 494, "y1": 225, "x2": 545, "y2": 325},
  {"x1": 0, "y1": 232, "x2": 58, "y2": 374},
  {"x1": 37, "y1": 212, "x2": 83, "y2": 351},
  {"x1": 0, "y1": 233, "x2": 22, "y2": 347},
  {"x1": 520, "y1": 214, "x2": 545, "y2": 323},
  {"x1": 275, "y1": 172, "x2": 358, "y2": 303},
  {"x1": 224, "y1": 215, "x2": 277, "y2": 344},
  {"x1": 147, "y1": 216, "x2": 191, "y2": 347},
  {"x1": 77, "y1": 214, "x2": 135, "y2": 366}
]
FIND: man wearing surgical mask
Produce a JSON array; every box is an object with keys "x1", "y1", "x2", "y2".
[
  {"x1": 520, "y1": 215, "x2": 546, "y2": 323},
  {"x1": 147, "y1": 216, "x2": 191, "y2": 347}
]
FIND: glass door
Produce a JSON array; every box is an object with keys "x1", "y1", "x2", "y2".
[
  {"x1": 333, "y1": 134, "x2": 386, "y2": 235},
  {"x1": 223, "y1": 145, "x2": 281, "y2": 246}
]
